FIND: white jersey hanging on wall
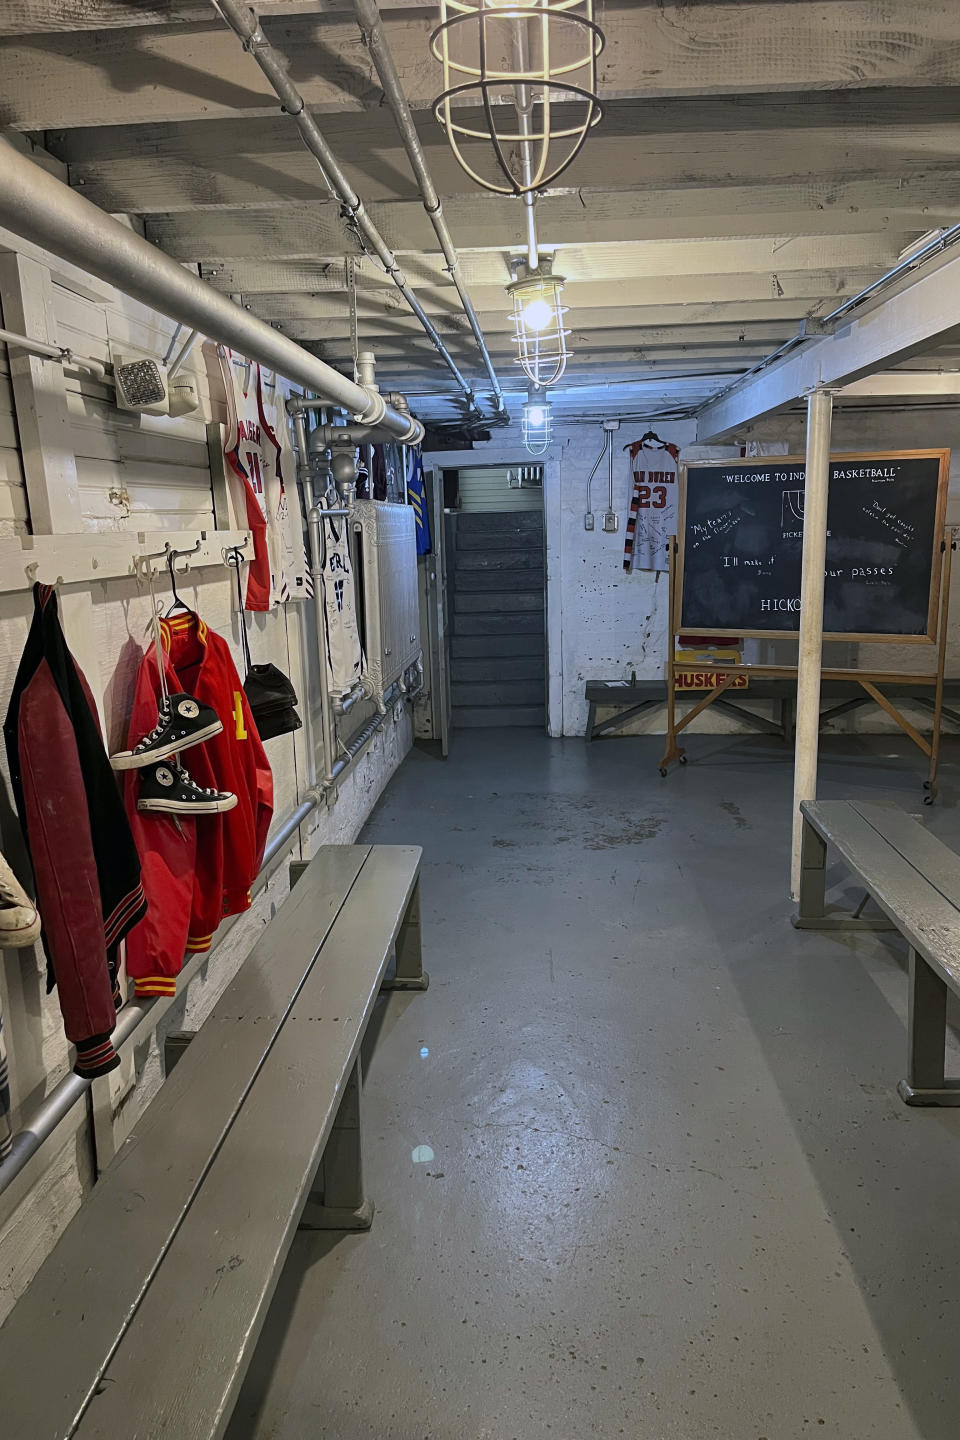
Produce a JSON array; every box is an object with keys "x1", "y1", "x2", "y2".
[
  {"x1": 218, "y1": 348, "x2": 304, "y2": 610},
  {"x1": 622, "y1": 433, "x2": 680, "y2": 575},
  {"x1": 256, "y1": 373, "x2": 311, "y2": 602},
  {"x1": 320, "y1": 496, "x2": 364, "y2": 695}
]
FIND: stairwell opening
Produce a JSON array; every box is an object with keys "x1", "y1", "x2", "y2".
[{"x1": 442, "y1": 465, "x2": 546, "y2": 730}]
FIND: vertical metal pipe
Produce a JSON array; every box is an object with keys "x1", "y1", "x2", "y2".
[
  {"x1": 292, "y1": 407, "x2": 337, "y2": 787},
  {"x1": 791, "y1": 388, "x2": 834, "y2": 898}
]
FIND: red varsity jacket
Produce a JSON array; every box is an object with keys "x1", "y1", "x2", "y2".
[{"x1": 124, "y1": 611, "x2": 273, "y2": 996}]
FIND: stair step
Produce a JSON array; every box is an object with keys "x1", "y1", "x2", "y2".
[
  {"x1": 451, "y1": 656, "x2": 545, "y2": 682},
  {"x1": 456, "y1": 549, "x2": 542, "y2": 571},
  {"x1": 453, "y1": 612, "x2": 544, "y2": 636},
  {"x1": 455, "y1": 591, "x2": 545, "y2": 614},
  {"x1": 451, "y1": 681, "x2": 545, "y2": 707},
  {"x1": 453, "y1": 705, "x2": 545, "y2": 729},
  {"x1": 455, "y1": 570, "x2": 544, "y2": 593},
  {"x1": 451, "y1": 634, "x2": 544, "y2": 659}
]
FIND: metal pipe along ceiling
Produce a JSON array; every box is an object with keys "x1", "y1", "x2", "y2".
[
  {"x1": 351, "y1": 0, "x2": 508, "y2": 418},
  {"x1": 0, "y1": 139, "x2": 420, "y2": 443},
  {"x1": 212, "y1": 0, "x2": 483, "y2": 418}
]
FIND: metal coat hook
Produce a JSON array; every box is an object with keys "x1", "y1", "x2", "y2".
[
  {"x1": 222, "y1": 536, "x2": 250, "y2": 567},
  {"x1": 165, "y1": 538, "x2": 202, "y2": 574},
  {"x1": 25, "y1": 561, "x2": 64, "y2": 588},
  {"x1": 164, "y1": 539, "x2": 201, "y2": 614}
]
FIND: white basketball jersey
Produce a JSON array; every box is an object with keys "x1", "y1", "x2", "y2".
[
  {"x1": 320, "y1": 497, "x2": 363, "y2": 695},
  {"x1": 623, "y1": 439, "x2": 681, "y2": 574},
  {"x1": 256, "y1": 374, "x2": 310, "y2": 602}
]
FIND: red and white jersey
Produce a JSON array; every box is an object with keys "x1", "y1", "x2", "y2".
[
  {"x1": 623, "y1": 437, "x2": 680, "y2": 574},
  {"x1": 219, "y1": 349, "x2": 304, "y2": 610}
]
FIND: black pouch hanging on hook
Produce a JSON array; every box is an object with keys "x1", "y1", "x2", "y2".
[{"x1": 229, "y1": 551, "x2": 302, "y2": 741}]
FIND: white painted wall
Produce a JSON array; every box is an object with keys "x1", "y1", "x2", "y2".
[
  {"x1": 0, "y1": 235, "x2": 413, "y2": 1323},
  {"x1": 427, "y1": 403, "x2": 960, "y2": 739}
]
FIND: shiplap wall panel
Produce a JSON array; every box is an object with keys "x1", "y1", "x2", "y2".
[{"x1": 51, "y1": 281, "x2": 219, "y2": 532}]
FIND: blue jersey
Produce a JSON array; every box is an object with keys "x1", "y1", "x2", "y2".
[{"x1": 407, "y1": 450, "x2": 431, "y2": 555}]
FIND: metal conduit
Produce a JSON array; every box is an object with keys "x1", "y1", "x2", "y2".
[
  {"x1": 0, "y1": 137, "x2": 419, "y2": 444},
  {"x1": 212, "y1": 0, "x2": 481, "y2": 416},
  {"x1": 351, "y1": 0, "x2": 508, "y2": 417},
  {"x1": 705, "y1": 222, "x2": 960, "y2": 413}
]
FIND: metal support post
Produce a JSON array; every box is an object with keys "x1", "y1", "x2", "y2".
[
  {"x1": 790, "y1": 388, "x2": 833, "y2": 900},
  {"x1": 898, "y1": 949, "x2": 960, "y2": 1106},
  {"x1": 382, "y1": 880, "x2": 430, "y2": 992},
  {"x1": 300, "y1": 1055, "x2": 374, "y2": 1230}
]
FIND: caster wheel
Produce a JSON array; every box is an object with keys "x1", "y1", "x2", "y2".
[
  {"x1": 923, "y1": 780, "x2": 931, "y2": 791},
  {"x1": 923, "y1": 793, "x2": 935, "y2": 806},
  {"x1": 678, "y1": 754, "x2": 688, "y2": 766},
  {"x1": 659, "y1": 767, "x2": 668, "y2": 778}
]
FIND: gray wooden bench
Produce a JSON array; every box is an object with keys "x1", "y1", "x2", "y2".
[
  {"x1": 585, "y1": 677, "x2": 960, "y2": 743},
  {"x1": 796, "y1": 800, "x2": 960, "y2": 1108},
  {"x1": 0, "y1": 842, "x2": 426, "y2": 1440}
]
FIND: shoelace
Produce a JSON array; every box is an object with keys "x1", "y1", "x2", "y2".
[
  {"x1": 169, "y1": 763, "x2": 224, "y2": 799},
  {"x1": 135, "y1": 699, "x2": 172, "y2": 751}
]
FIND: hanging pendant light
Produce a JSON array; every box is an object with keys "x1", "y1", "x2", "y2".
[
  {"x1": 522, "y1": 392, "x2": 553, "y2": 455},
  {"x1": 430, "y1": 1, "x2": 604, "y2": 198},
  {"x1": 508, "y1": 255, "x2": 569, "y2": 389}
]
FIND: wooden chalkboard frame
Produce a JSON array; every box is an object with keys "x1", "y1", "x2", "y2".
[{"x1": 677, "y1": 448, "x2": 950, "y2": 643}]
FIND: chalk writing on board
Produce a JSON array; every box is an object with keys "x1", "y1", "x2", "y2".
[
  {"x1": 864, "y1": 499, "x2": 916, "y2": 547},
  {"x1": 689, "y1": 509, "x2": 739, "y2": 549},
  {"x1": 680, "y1": 452, "x2": 945, "y2": 637}
]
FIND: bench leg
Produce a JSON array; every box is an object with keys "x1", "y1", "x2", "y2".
[
  {"x1": 792, "y1": 818, "x2": 895, "y2": 932},
  {"x1": 300, "y1": 1055, "x2": 375, "y2": 1231},
  {"x1": 898, "y1": 949, "x2": 960, "y2": 1107},
  {"x1": 382, "y1": 880, "x2": 430, "y2": 992},
  {"x1": 792, "y1": 819, "x2": 827, "y2": 927}
]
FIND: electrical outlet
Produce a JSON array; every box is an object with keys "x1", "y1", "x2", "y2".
[
  {"x1": 584, "y1": 512, "x2": 595, "y2": 531},
  {"x1": 603, "y1": 510, "x2": 620, "y2": 533}
]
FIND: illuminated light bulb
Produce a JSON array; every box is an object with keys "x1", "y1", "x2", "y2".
[
  {"x1": 527, "y1": 405, "x2": 547, "y2": 426},
  {"x1": 523, "y1": 298, "x2": 553, "y2": 332}
]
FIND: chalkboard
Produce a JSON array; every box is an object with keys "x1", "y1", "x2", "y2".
[{"x1": 679, "y1": 450, "x2": 949, "y2": 642}]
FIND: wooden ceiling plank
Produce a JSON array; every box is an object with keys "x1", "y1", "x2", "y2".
[
  {"x1": 141, "y1": 172, "x2": 960, "y2": 257},
  {"x1": 62, "y1": 114, "x2": 960, "y2": 213},
  {"x1": 3, "y1": 2, "x2": 960, "y2": 130}
]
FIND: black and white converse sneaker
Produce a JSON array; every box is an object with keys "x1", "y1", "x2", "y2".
[
  {"x1": 111, "y1": 693, "x2": 223, "y2": 770},
  {"x1": 136, "y1": 760, "x2": 237, "y2": 815}
]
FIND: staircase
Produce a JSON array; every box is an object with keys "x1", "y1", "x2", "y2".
[{"x1": 449, "y1": 510, "x2": 545, "y2": 729}]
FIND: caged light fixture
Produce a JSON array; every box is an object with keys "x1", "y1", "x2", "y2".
[
  {"x1": 507, "y1": 254, "x2": 569, "y2": 389},
  {"x1": 431, "y1": 1, "x2": 605, "y2": 266},
  {"x1": 521, "y1": 392, "x2": 553, "y2": 455}
]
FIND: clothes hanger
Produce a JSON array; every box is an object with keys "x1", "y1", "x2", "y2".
[{"x1": 162, "y1": 540, "x2": 201, "y2": 618}]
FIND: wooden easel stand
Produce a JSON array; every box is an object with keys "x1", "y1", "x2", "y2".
[{"x1": 659, "y1": 531, "x2": 956, "y2": 802}]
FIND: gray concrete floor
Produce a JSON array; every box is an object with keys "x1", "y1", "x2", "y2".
[{"x1": 227, "y1": 731, "x2": 960, "y2": 1440}]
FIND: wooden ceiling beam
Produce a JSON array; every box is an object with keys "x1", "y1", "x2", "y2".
[
  {"x1": 3, "y1": 2, "x2": 959, "y2": 130},
  {"x1": 197, "y1": 235, "x2": 912, "y2": 295},
  {"x1": 55, "y1": 103, "x2": 960, "y2": 214},
  {"x1": 243, "y1": 269, "x2": 893, "y2": 323},
  {"x1": 142, "y1": 172, "x2": 959, "y2": 258}
]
